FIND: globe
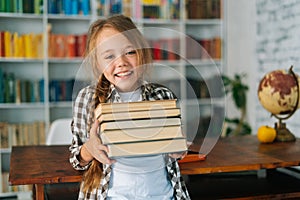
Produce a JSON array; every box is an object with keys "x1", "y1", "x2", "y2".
[{"x1": 258, "y1": 66, "x2": 300, "y2": 142}]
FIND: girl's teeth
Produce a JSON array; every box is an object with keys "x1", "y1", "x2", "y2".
[{"x1": 117, "y1": 71, "x2": 131, "y2": 77}]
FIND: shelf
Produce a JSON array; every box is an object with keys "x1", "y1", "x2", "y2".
[
  {"x1": 0, "y1": 58, "x2": 44, "y2": 63},
  {"x1": 49, "y1": 102, "x2": 73, "y2": 108},
  {"x1": 47, "y1": 14, "x2": 92, "y2": 21},
  {"x1": 185, "y1": 19, "x2": 222, "y2": 25},
  {"x1": 0, "y1": 103, "x2": 45, "y2": 109},
  {"x1": 48, "y1": 58, "x2": 83, "y2": 64},
  {"x1": 184, "y1": 59, "x2": 222, "y2": 66},
  {"x1": 0, "y1": 0, "x2": 226, "y2": 196},
  {"x1": 0, "y1": 148, "x2": 11, "y2": 154},
  {"x1": 0, "y1": 12, "x2": 43, "y2": 19},
  {"x1": 134, "y1": 18, "x2": 181, "y2": 25}
]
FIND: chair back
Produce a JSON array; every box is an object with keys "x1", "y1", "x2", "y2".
[{"x1": 46, "y1": 118, "x2": 72, "y2": 145}]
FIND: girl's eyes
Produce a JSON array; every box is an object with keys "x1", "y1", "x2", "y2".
[
  {"x1": 126, "y1": 50, "x2": 136, "y2": 55},
  {"x1": 104, "y1": 54, "x2": 114, "y2": 60},
  {"x1": 103, "y1": 50, "x2": 136, "y2": 60}
]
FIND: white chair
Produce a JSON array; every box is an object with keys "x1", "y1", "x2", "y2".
[{"x1": 46, "y1": 118, "x2": 73, "y2": 145}]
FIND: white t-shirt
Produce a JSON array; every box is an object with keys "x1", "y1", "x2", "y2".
[{"x1": 107, "y1": 89, "x2": 173, "y2": 200}]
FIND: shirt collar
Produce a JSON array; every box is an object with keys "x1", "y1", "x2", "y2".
[{"x1": 106, "y1": 81, "x2": 150, "y2": 103}]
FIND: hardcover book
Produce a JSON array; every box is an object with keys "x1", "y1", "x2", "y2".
[
  {"x1": 106, "y1": 138, "x2": 187, "y2": 158},
  {"x1": 95, "y1": 99, "x2": 187, "y2": 158}
]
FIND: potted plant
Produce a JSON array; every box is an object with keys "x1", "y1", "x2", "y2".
[{"x1": 222, "y1": 73, "x2": 251, "y2": 136}]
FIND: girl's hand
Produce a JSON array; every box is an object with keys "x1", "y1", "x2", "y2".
[
  {"x1": 168, "y1": 151, "x2": 187, "y2": 160},
  {"x1": 81, "y1": 121, "x2": 115, "y2": 165}
]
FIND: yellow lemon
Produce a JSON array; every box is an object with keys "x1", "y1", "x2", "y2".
[{"x1": 257, "y1": 125, "x2": 277, "y2": 143}]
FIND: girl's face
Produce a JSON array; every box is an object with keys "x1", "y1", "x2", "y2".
[{"x1": 96, "y1": 27, "x2": 143, "y2": 92}]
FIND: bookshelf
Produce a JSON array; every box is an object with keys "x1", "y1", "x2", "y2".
[{"x1": 0, "y1": 0, "x2": 226, "y2": 198}]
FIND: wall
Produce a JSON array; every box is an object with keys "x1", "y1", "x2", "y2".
[
  {"x1": 255, "y1": 0, "x2": 300, "y2": 137},
  {"x1": 226, "y1": 0, "x2": 300, "y2": 137},
  {"x1": 226, "y1": 0, "x2": 258, "y2": 134}
]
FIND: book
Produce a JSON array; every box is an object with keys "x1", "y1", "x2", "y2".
[
  {"x1": 95, "y1": 99, "x2": 187, "y2": 158},
  {"x1": 0, "y1": 68, "x2": 4, "y2": 103},
  {"x1": 96, "y1": 99, "x2": 177, "y2": 115},
  {"x1": 4, "y1": 31, "x2": 12, "y2": 57},
  {"x1": 66, "y1": 34, "x2": 76, "y2": 58},
  {"x1": 0, "y1": 32, "x2": 5, "y2": 57},
  {"x1": 97, "y1": 108, "x2": 180, "y2": 123},
  {"x1": 75, "y1": 33, "x2": 87, "y2": 57},
  {"x1": 106, "y1": 138, "x2": 187, "y2": 158},
  {"x1": 100, "y1": 117, "x2": 181, "y2": 131},
  {"x1": 101, "y1": 125, "x2": 183, "y2": 144}
]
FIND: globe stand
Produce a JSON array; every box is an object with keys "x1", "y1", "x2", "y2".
[
  {"x1": 272, "y1": 66, "x2": 299, "y2": 142},
  {"x1": 274, "y1": 120, "x2": 296, "y2": 142}
]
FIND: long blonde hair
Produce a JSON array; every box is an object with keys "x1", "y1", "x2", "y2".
[{"x1": 82, "y1": 15, "x2": 153, "y2": 194}]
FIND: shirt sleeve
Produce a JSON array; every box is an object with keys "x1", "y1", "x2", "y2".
[{"x1": 69, "y1": 86, "x2": 95, "y2": 170}]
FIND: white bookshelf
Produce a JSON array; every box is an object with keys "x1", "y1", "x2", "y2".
[{"x1": 0, "y1": 0, "x2": 226, "y2": 198}]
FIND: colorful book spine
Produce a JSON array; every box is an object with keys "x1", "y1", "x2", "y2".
[
  {"x1": 81, "y1": 0, "x2": 90, "y2": 15},
  {"x1": 71, "y1": 0, "x2": 79, "y2": 15},
  {"x1": 0, "y1": 1, "x2": 5, "y2": 12},
  {"x1": 0, "y1": 68, "x2": 4, "y2": 103}
]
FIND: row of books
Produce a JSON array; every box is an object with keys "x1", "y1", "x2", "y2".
[
  {"x1": 95, "y1": 99, "x2": 187, "y2": 158},
  {"x1": 0, "y1": 70, "x2": 78, "y2": 103},
  {"x1": 159, "y1": 75, "x2": 224, "y2": 100},
  {"x1": 0, "y1": 30, "x2": 87, "y2": 59},
  {"x1": 186, "y1": 0, "x2": 221, "y2": 19},
  {"x1": 148, "y1": 38, "x2": 180, "y2": 61},
  {"x1": 1, "y1": 172, "x2": 32, "y2": 194},
  {"x1": 186, "y1": 36, "x2": 222, "y2": 60},
  {"x1": 148, "y1": 36, "x2": 222, "y2": 61},
  {"x1": 140, "y1": 0, "x2": 180, "y2": 19},
  {"x1": 48, "y1": 32, "x2": 87, "y2": 58},
  {"x1": 1, "y1": 0, "x2": 221, "y2": 19},
  {"x1": 0, "y1": 121, "x2": 46, "y2": 148},
  {"x1": 0, "y1": 72, "x2": 43, "y2": 103},
  {"x1": 48, "y1": 0, "x2": 90, "y2": 15},
  {"x1": 0, "y1": 31, "x2": 43, "y2": 58},
  {"x1": 97, "y1": 0, "x2": 131, "y2": 17},
  {"x1": 0, "y1": 0, "x2": 43, "y2": 14}
]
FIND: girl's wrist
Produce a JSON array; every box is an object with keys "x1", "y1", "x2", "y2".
[{"x1": 79, "y1": 144, "x2": 93, "y2": 165}]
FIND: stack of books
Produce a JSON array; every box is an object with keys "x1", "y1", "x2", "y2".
[{"x1": 95, "y1": 99, "x2": 187, "y2": 158}]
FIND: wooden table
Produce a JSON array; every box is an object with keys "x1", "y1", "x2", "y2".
[
  {"x1": 180, "y1": 135, "x2": 300, "y2": 175},
  {"x1": 9, "y1": 135, "x2": 300, "y2": 200},
  {"x1": 9, "y1": 145, "x2": 83, "y2": 200}
]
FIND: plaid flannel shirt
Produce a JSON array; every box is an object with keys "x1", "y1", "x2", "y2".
[{"x1": 69, "y1": 82, "x2": 191, "y2": 200}]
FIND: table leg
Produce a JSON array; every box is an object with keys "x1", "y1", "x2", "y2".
[{"x1": 35, "y1": 184, "x2": 45, "y2": 200}]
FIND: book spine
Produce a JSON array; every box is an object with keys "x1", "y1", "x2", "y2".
[
  {"x1": 15, "y1": 79, "x2": 21, "y2": 103},
  {"x1": 63, "y1": 0, "x2": 72, "y2": 15},
  {"x1": 0, "y1": 0, "x2": 5, "y2": 12},
  {"x1": 5, "y1": 0, "x2": 12, "y2": 12},
  {"x1": 48, "y1": 0, "x2": 58, "y2": 14},
  {"x1": 66, "y1": 34, "x2": 76, "y2": 58},
  {"x1": 81, "y1": 0, "x2": 90, "y2": 15},
  {"x1": 23, "y1": 0, "x2": 34, "y2": 13},
  {"x1": 5, "y1": 73, "x2": 16, "y2": 103},
  {"x1": 71, "y1": 0, "x2": 79, "y2": 15},
  {"x1": 34, "y1": 0, "x2": 43, "y2": 14},
  {"x1": 17, "y1": 0, "x2": 23, "y2": 13},
  {"x1": 0, "y1": 68, "x2": 4, "y2": 103},
  {"x1": 39, "y1": 79, "x2": 44, "y2": 102},
  {"x1": 0, "y1": 32, "x2": 4, "y2": 57},
  {"x1": 4, "y1": 31, "x2": 12, "y2": 57},
  {"x1": 110, "y1": 0, "x2": 122, "y2": 15}
]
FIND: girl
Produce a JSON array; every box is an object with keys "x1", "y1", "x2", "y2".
[{"x1": 69, "y1": 14, "x2": 190, "y2": 200}]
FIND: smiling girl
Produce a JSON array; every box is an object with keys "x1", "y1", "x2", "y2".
[{"x1": 69, "y1": 15, "x2": 190, "y2": 200}]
